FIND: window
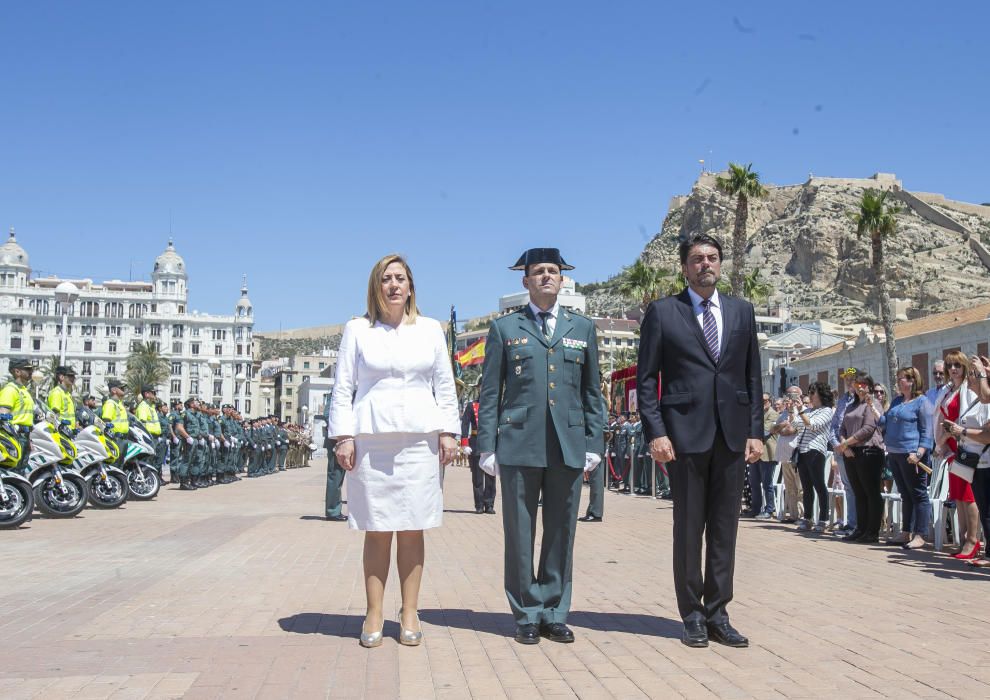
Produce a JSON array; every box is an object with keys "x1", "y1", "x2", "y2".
[
  {"x1": 128, "y1": 303, "x2": 145, "y2": 319},
  {"x1": 172, "y1": 324, "x2": 184, "y2": 338},
  {"x1": 133, "y1": 325, "x2": 144, "y2": 336},
  {"x1": 603, "y1": 337, "x2": 610, "y2": 345},
  {"x1": 31, "y1": 322, "x2": 43, "y2": 332},
  {"x1": 84, "y1": 340, "x2": 93, "y2": 352},
  {"x1": 245, "y1": 399, "x2": 251, "y2": 413},
  {"x1": 80, "y1": 301, "x2": 100, "y2": 317},
  {"x1": 214, "y1": 344, "x2": 222, "y2": 356},
  {"x1": 191, "y1": 343, "x2": 200, "y2": 355},
  {"x1": 82, "y1": 361, "x2": 92, "y2": 375},
  {"x1": 171, "y1": 379, "x2": 182, "y2": 394},
  {"x1": 81, "y1": 378, "x2": 90, "y2": 393},
  {"x1": 190, "y1": 379, "x2": 199, "y2": 395},
  {"x1": 11, "y1": 319, "x2": 23, "y2": 333},
  {"x1": 131, "y1": 340, "x2": 143, "y2": 351},
  {"x1": 178, "y1": 305, "x2": 185, "y2": 314},
  {"x1": 150, "y1": 304, "x2": 157, "y2": 313},
  {"x1": 191, "y1": 327, "x2": 200, "y2": 337},
  {"x1": 149, "y1": 341, "x2": 160, "y2": 352},
  {"x1": 171, "y1": 362, "x2": 182, "y2": 376},
  {"x1": 319, "y1": 362, "x2": 326, "y2": 369},
  {"x1": 286, "y1": 374, "x2": 292, "y2": 383},
  {"x1": 214, "y1": 366, "x2": 223, "y2": 377},
  {"x1": 213, "y1": 380, "x2": 223, "y2": 397},
  {"x1": 285, "y1": 388, "x2": 293, "y2": 396},
  {"x1": 108, "y1": 341, "x2": 117, "y2": 353},
  {"x1": 32, "y1": 338, "x2": 41, "y2": 351},
  {"x1": 106, "y1": 325, "x2": 122, "y2": 337},
  {"x1": 172, "y1": 341, "x2": 182, "y2": 354},
  {"x1": 303, "y1": 361, "x2": 310, "y2": 369},
  {"x1": 104, "y1": 302, "x2": 124, "y2": 318},
  {"x1": 107, "y1": 361, "x2": 117, "y2": 375},
  {"x1": 234, "y1": 399, "x2": 240, "y2": 411},
  {"x1": 237, "y1": 344, "x2": 243, "y2": 355},
  {"x1": 212, "y1": 329, "x2": 227, "y2": 341},
  {"x1": 9, "y1": 337, "x2": 20, "y2": 349},
  {"x1": 150, "y1": 324, "x2": 161, "y2": 337},
  {"x1": 31, "y1": 300, "x2": 49, "y2": 315},
  {"x1": 80, "y1": 324, "x2": 97, "y2": 336},
  {"x1": 285, "y1": 401, "x2": 292, "y2": 411}
]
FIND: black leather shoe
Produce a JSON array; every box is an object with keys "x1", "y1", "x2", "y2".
[
  {"x1": 841, "y1": 529, "x2": 865, "y2": 542},
  {"x1": 681, "y1": 620, "x2": 708, "y2": 647},
  {"x1": 475, "y1": 506, "x2": 484, "y2": 514},
  {"x1": 855, "y1": 532, "x2": 880, "y2": 543},
  {"x1": 707, "y1": 621, "x2": 748, "y2": 648},
  {"x1": 578, "y1": 514, "x2": 602, "y2": 522},
  {"x1": 539, "y1": 622, "x2": 574, "y2": 643},
  {"x1": 514, "y1": 623, "x2": 540, "y2": 645},
  {"x1": 484, "y1": 505, "x2": 496, "y2": 515},
  {"x1": 325, "y1": 514, "x2": 348, "y2": 522}
]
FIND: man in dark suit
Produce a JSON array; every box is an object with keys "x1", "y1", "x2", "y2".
[
  {"x1": 636, "y1": 233, "x2": 763, "y2": 649},
  {"x1": 477, "y1": 248, "x2": 605, "y2": 645},
  {"x1": 461, "y1": 396, "x2": 496, "y2": 514}
]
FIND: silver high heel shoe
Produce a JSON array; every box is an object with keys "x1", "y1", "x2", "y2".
[
  {"x1": 398, "y1": 608, "x2": 423, "y2": 646},
  {"x1": 359, "y1": 619, "x2": 384, "y2": 648}
]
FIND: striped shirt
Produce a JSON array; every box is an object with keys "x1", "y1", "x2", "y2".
[{"x1": 795, "y1": 407, "x2": 834, "y2": 455}]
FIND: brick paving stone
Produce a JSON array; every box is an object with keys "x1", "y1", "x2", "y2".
[{"x1": 2, "y1": 464, "x2": 990, "y2": 698}]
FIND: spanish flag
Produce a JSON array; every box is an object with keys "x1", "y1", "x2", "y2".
[{"x1": 455, "y1": 338, "x2": 486, "y2": 367}]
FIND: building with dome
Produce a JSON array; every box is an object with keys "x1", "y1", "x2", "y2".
[{"x1": 0, "y1": 230, "x2": 258, "y2": 415}]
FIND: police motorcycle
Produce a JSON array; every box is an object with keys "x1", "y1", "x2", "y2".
[
  {"x1": 27, "y1": 410, "x2": 89, "y2": 518},
  {"x1": 71, "y1": 417, "x2": 128, "y2": 509},
  {"x1": 118, "y1": 421, "x2": 162, "y2": 501},
  {"x1": 0, "y1": 422, "x2": 33, "y2": 528}
]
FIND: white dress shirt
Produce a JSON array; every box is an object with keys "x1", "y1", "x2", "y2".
[
  {"x1": 328, "y1": 316, "x2": 461, "y2": 438},
  {"x1": 528, "y1": 300, "x2": 560, "y2": 338},
  {"x1": 686, "y1": 287, "x2": 723, "y2": 351}
]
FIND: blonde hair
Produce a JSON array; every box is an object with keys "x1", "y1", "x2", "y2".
[
  {"x1": 943, "y1": 350, "x2": 970, "y2": 383},
  {"x1": 366, "y1": 254, "x2": 419, "y2": 325},
  {"x1": 897, "y1": 366, "x2": 925, "y2": 398}
]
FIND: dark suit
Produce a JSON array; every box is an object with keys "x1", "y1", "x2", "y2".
[
  {"x1": 478, "y1": 305, "x2": 604, "y2": 625},
  {"x1": 462, "y1": 401, "x2": 495, "y2": 510},
  {"x1": 637, "y1": 289, "x2": 762, "y2": 625}
]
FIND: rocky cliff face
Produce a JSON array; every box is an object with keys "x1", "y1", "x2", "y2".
[{"x1": 587, "y1": 173, "x2": 990, "y2": 323}]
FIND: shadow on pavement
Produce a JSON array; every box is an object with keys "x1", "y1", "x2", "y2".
[
  {"x1": 278, "y1": 612, "x2": 399, "y2": 638},
  {"x1": 418, "y1": 609, "x2": 682, "y2": 639}
]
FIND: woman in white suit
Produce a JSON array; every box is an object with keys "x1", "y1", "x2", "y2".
[{"x1": 329, "y1": 253, "x2": 460, "y2": 648}]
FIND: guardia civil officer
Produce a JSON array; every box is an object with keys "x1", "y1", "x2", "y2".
[
  {"x1": 47, "y1": 366, "x2": 78, "y2": 431},
  {"x1": 477, "y1": 248, "x2": 605, "y2": 645}
]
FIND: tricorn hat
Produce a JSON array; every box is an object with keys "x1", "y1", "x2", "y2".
[
  {"x1": 510, "y1": 248, "x2": 574, "y2": 271},
  {"x1": 8, "y1": 357, "x2": 37, "y2": 371},
  {"x1": 107, "y1": 378, "x2": 126, "y2": 390}
]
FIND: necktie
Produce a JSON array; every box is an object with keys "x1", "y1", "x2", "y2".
[
  {"x1": 701, "y1": 299, "x2": 719, "y2": 362},
  {"x1": 539, "y1": 311, "x2": 552, "y2": 339}
]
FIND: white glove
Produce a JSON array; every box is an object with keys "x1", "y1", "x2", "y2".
[
  {"x1": 480, "y1": 451, "x2": 499, "y2": 477},
  {"x1": 186, "y1": 437, "x2": 194, "y2": 445},
  {"x1": 584, "y1": 452, "x2": 602, "y2": 472},
  {"x1": 172, "y1": 437, "x2": 179, "y2": 445},
  {"x1": 222, "y1": 439, "x2": 229, "y2": 447},
  {"x1": 199, "y1": 438, "x2": 207, "y2": 447},
  {"x1": 463, "y1": 446, "x2": 473, "y2": 456}
]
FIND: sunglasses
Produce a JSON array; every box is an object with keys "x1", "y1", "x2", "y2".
[
  {"x1": 946, "y1": 362, "x2": 964, "y2": 370},
  {"x1": 874, "y1": 390, "x2": 885, "y2": 395}
]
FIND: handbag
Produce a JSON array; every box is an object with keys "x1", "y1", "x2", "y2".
[{"x1": 954, "y1": 444, "x2": 988, "y2": 470}]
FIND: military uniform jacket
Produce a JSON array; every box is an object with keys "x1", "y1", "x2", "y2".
[
  {"x1": 477, "y1": 305, "x2": 605, "y2": 469},
  {"x1": 179, "y1": 410, "x2": 201, "y2": 438},
  {"x1": 460, "y1": 401, "x2": 480, "y2": 451}
]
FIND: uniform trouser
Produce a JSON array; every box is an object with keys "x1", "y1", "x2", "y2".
[
  {"x1": 781, "y1": 459, "x2": 802, "y2": 519},
  {"x1": 655, "y1": 460, "x2": 671, "y2": 495},
  {"x1": 249, "y1": 449, "x2": 262, "y2": 475},
  {"x1": 188, "y1": 442, "x2": 204, "y2": 477},
  {"x1": 14, "y1": 433, "x2": 30, "y2": 474},
  {"x1": 325, "y1": 452, "x2": 346, "y2": 517},
  {"x1": 154, "y1": 438, "x2": 167, "y2": 467},
  {"x1": 634, "y1": 452, "x2": 649, "y2": 490},
  {"x1": 667, "y1": 430, "x2": 745, "y2": 625},
  {"x1": 469, "y1": 454, "x2": 496, "y2": 509},
  {"x1": 584, "y1": 460, "x2": 605, "y2": 519},
  {"x1": 832, "y1": 452, "x2": 857, "y2": 529},
  {"x1": 499, "y1": 426, "x2": 582, "y2": 626},
  {"x1": 267, "y1": 446, "x2": 276, "y2": 472},
  {"x1": 276, "y1": 447, "x2": 288, "y2": 469}
]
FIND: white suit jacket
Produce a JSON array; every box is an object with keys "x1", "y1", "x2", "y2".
[{"x1": 328, "y1": 316, "x2": 460, "y2": 438}]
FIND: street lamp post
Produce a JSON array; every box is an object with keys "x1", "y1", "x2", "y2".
[{"x1": 54, "y1": 282, "x2": 80, "y2": 365}]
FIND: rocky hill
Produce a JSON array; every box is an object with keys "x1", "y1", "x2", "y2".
[{"x1": 586, "y1": 172, "x2": 990, "y2": 324}]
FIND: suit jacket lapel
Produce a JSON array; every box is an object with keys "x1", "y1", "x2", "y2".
[
  {"x1": 548, "y1": 309, "x2": 574, "y2": 348},
  {"x1": 717, "y1": 295, "x2": 735, "y2": 367},
  {"x1": 518, "y1": 307, "x2": 550, "y2": 348},
  {"x1": 676, "y1": 289, "x2": 717, "y2": 365}
]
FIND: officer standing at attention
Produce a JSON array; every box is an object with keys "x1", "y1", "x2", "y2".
[
  {"x1": 102, "y1": 379, "x2": 131, "y2": 453},
  {"x1": 76, "y1": 394, "x2": 99, "y2": 429},
  {"x1": 323, "y1": 397, "x2": 348, "y2": 520},
  {"x1": 47, "y1": 365, "x2": 78, "y2": 431},
  {"x1": 166, "y1": 400, "x2": 184, "y2": 482},
  {"x1": 580, "y1": 402, "x2": 610, "y2": 523},
  {"x1": 461, "y1": 392, "x2": 496, "y2": 514},
  {"x1": 135, "y1": 385, "x2": 162, "y2": 457},
  {"x1": 183, "y1": 398, "x2": 206, "y2": 488},
  {"x1": 477, "y1": 248, "x2": 605, "y2": 645},
  {"x1": 0, "y1": 358, "x2": 38, "y2": 469},
  {"x1": 155, "y1": 401, "x2": 171, "y2": 469},
  {"x1": 275, "y1": 419, "x2": 289, "y2": 471}
]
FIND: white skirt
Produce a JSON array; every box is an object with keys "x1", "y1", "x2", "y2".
[{"x1": 346, "y1": 431, "x2": 444, "y2": 531}]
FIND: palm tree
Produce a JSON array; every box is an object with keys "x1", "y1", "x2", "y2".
[
  {"x1": 124, "y1": 342, "x2": 170, "y2": 398},
  {"x1": 715, "y1": 162, "x2": 769, "y2": 296},
  {"x1": 39, "y1": 355, "x2": 61, "y2": 396},
  {"x1": 853, "y1": 189, "x2": 900, "y2": 388},
  {"x1": 618, "y1": 259, "x2": 672, "y2": 310},
  {"x1": 742, "y1": 268, "x2": 773, "y2": 305}
]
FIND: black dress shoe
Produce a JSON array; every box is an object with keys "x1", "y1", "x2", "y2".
[
  {"x1": 707, "y1": 621, "x2": 748, "y2": 648},
  {"x1": 484, "y1": 505, "x2": 496, "y2": 515},
  {"x1": 514, "y1": 623, "x2": 540, "y2": 645},
  {"x1": 475, "y1": 506, "x2": 484, "y2": 514},
  {"x1": 539, "y1": 622, "x2": 574, "y2": 643},
  {"x1": 325, "y1": 514, "x2": 348, "y2": 522},
  {"x1": 578, "y1": 514, "x2": 602, "y2": 522},
  {"x1": 681, "y1": 620, "x2": 708, "y2": 648},
  {"x1": 841, "y1": 529, "x2": 865, "y2": 542},
  {"x1": 855, "y1": 533, "x2": 880, "y2": 543}
]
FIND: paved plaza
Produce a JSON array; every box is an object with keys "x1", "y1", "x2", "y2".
[{"x1": 1, "y1": 463, "x2": 988, "y2": 699}]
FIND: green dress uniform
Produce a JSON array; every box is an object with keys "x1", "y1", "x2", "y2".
[
  {"x1": 478, "y1": 302, "x2": 605, "y2": 627},
  {"x1": 275, "y1": 425, "x2": 288, "y2": 470},
  {"x1": 582, "y1": 405, "x2": 610, "y2": 521}
]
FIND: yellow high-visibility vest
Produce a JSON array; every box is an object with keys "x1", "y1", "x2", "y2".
[
  {"x1": 135, "y1": 400, "x2": 161, "y2": 435},
  {"x1": 102, "y1": 398, "x2": 130, "y2": 435},
  {"x1": 47, "y1": 385, "x2": 77, "y2": 429},
  {"x1": 0, "y1": 381, "x2": 35, "y2": 427}
]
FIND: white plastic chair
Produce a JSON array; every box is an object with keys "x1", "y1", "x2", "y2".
[
  {"x1": 882, "y1": 478, "x2": 901, "y2": 535},
  {"x1": 929, "y1": 458, "x2": 957, "y2": 551}
]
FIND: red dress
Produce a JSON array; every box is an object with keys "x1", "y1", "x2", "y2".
[{"x1": 943, "y1": 390, "x2": 976, "y2": 503}]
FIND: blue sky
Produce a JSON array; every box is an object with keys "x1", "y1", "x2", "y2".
[{"x1": 2, "y1": 1, "x2": 987, "y2": 331}]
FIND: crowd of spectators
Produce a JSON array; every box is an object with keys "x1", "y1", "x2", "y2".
[{"x1": 749, "y1": 354, "x2": 990, "y2": 566}]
